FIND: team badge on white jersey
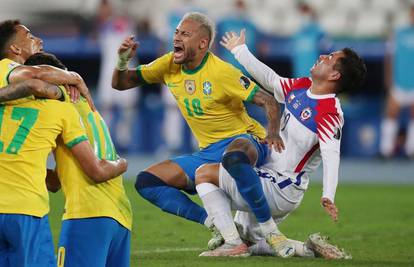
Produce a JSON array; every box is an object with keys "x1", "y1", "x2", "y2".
[
  {"x1": 185, "y1": 80, "x2": 196, "y2": 95},
  {"x1": 300, "y1": 107, "x2": 312, "y2": 121}
]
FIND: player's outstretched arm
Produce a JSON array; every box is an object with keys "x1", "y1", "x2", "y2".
[
  {"x1": 221, "y1": 30, "x2": 285, "y2": 94},
  {"x1": 251, "y1": 88, "x2": 285, "y2": 152},
  {"x1": 112, "y1": 35, "x2": 141, "y2": 90},
  {"x1": 9, "y1": 65, "x2": 96, "y2": 110},
  {"x1": 0, "y1": 79, "x2": 62, "y2": 102},
  {"x1": 70, "y1": 141, "x2": 128, "y2": 183}
]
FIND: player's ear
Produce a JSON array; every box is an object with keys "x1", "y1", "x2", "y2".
[
  {"x1": 199, "y1": 37, "x2": 209, "y2": 50},
  {"x1": 9, "y1": 44, "x2": 21, "y2": 56},
  {"x1": 329, "y1": 70, "x2": 341, "y2": 81}
]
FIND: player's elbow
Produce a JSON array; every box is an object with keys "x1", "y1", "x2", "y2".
[
  {"x1": 86, "y1": 165, "x2": 110, "y2": 183},
  {"x1": 87, "y1": 159, "x2": 127, "y2": 183},
  {"x1": 111, "y1": 79, "x2": 129, "y2": 91},
  {"x1": 111, "y1": 79, "x2": 120, "y2": 90}
]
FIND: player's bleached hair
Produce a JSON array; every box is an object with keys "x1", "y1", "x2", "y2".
[{"x1": 182, "y1": 12, "x2": 216, "y2": 48}]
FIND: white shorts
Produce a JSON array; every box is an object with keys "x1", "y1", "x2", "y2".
[
  {"x1": 218, "y1": 164, "x2": 304, "y2": 220},
  {"x1": 391, "y1": 86, "x2": 414, "y2": 106}
]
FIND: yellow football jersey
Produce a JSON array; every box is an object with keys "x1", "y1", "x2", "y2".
[
  {"x1": 55, "y1": 90, "x2": 132, "y2": 230},
  {"x1": 0, "y1": 99, "x2": 88, "y2": 217},
  {"x1": 137, "y1": 52, "x2": 266, "y2": 149},
  {"x1": 0, "y1": 58, "x2": 19, "y2": 87},
  {"x1": 0, "y1": 58, "x2": 34, "y2": 105}
]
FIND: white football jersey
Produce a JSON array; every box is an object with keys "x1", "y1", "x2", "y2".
[{"x1": 232, "y1": 45, "x2": 343, "y2": 202}]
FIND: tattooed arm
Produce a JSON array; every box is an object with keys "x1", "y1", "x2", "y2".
[
  {"x1": 251, "y1": 88, "x2": 285, "y2": 152},
  {"x1": 0, "y1": 79, "x2": 62, "y2": 103}
]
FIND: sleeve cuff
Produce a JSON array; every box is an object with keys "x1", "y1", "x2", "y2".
[
  {"x1": 66, "y1": 135, "x2": 88, "y2": 148},
  {"x1": 136, "y1": 66, "x2": 149, "y2": 85},
  {"x1": 246, "y1": 84, "x2": 259, "y2": 102},
  {"x1": 231, "y1": 44, "x2": 248, "y2": 55}
]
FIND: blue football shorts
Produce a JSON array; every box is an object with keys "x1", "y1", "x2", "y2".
[
  {"x1": 171, "y1": 133, "x2": 268, "y2": 182},
  {"x1": 0, "y1": 214, "x2": 56, "y2": 267},
  {"x1": 57, "y1": 217, "x2": 130, "y2": 267}
]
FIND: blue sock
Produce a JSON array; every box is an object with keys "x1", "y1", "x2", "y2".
[
  {"x1": 222, "y1": 151, "x2": 271, "y2": 223},
  {"x1": 135, "y1": 171, "x2": 207, "y2": 225}
]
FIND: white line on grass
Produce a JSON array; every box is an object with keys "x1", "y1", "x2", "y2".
[{"x1": 132, "y1": 247, "x2": 204, "y2": 255}]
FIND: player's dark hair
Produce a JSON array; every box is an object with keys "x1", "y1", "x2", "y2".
[
  {"x1": 0, "y1": 20, "x2": 20, "y2": 59},
  {"x1": 25, "y1": 52, "x2": 67, "y2": 70},
  {"x1": 334, "y1": 47, "x2": 367, "y2": 93}
]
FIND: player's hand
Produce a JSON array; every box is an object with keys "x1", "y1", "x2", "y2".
[
  {"x1": 69, "y1": 72, "x2": 96, "y2": 111},
  {"x1": 321, "y1": 197, "x2": 339, "y2": 222},
  {"x1": 220, "y1": 29, "x2": 246, "y2": 52},
  {"x1": 262, "y1": 133, "x2": 285, "y2": 153},
  {"x1": 64, "y1": 84, "x2": 80, "y2": 103},
  {"x1": 118, "y1": 35, "x2": 139, "y2": 59}
]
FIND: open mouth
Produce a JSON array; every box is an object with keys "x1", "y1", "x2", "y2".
[{"x1": 173, "y1": 45, "x2": 184, "y2": 58}]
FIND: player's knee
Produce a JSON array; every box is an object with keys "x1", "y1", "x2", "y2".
[
  {"x1": 195, "y1": 164, "x2": 219, "y2": 185},
  {"x1": 226, "y1": 138, "x2": 258, "y2": 164},
  {"x1": 135, "y1": 171, "x2": 167, "y2": 199},
  {"x1": 222, "y1": 151, "x2": 251, "y2": 171}
]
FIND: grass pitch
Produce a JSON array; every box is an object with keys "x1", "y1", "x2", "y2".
[{"x1": 49, "y1": 181, "x2": 414, "y2": 267}]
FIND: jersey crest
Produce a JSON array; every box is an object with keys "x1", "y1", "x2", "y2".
[
  {"x1": 203, "y1": 81, "x2": 212, "y2": 95},
  {"x1": 185, "y1": 80, "x2": 196, "y2": 95},
  {"x1": 300, "y1": 107, "x2": 313, "y2": 121},
  {"x1": 239, "y1": 76, "x2": 251, "y2": 89}
]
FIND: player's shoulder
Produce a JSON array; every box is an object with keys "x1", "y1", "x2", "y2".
[
  {"x1": 315, "y1": 96, "x2": 344, "y2": 125},
  {"x1": 209, "y1": 52, "x2": 245, "y2": 80},
  {"x1": 280, "y1": 77, "x2": 312, "y2": 97},
  {"x1": 161, "y1": 52, "x2": 181, "y2": 72},
  {"x1": 291, "y1": 77, "x2": 312, "y2": 91},
  {"x1": 209, "y1": 52, "x2": 237, "y2": 71},
  {"x1": 40, "y1": 99, "x2": 77, "y2": 113}
]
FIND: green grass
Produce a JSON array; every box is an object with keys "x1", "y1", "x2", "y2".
[{"x1": 49, "y1": 182, "x2": 414, "y2": 267}]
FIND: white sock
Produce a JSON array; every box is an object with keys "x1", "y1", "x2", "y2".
[
  {"x1": 258, "y1": 217, "x2": 280, "y2": 237},
  {"x1": 405, "y1": 120, "x2": 414, "y2": 156},
  {"x1": 380, "y1": 118, "x2": 398, "y2": 157},
  {"x1": 203, "y1": 215, "x2": 214, "y2": 228},
  {"x1": 196, "y1": 183, "x2": 242, "y2": 245},
  {"x1": 288, "y1": 239, "x2": 315, "y2": 257}
]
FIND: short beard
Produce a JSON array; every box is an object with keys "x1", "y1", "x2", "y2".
[{"x1": 180, "y1": 47, "x2": 197, "y2": 66}]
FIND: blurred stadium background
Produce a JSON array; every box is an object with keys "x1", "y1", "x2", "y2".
[
  {"x1": 2, "y1": 0, "x2": 414, "y2": 162},
  {"x1": 2, "y1": 1, "x2": 413, "y2": 265}
]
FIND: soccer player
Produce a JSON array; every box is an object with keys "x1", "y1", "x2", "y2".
[
  {"x1": 0, "y1": 21, "x2": 128, "y2": 267},
  {"x1": 380, "y1": 5, "x2": 414, "y2": 158},
  {"x1": 112, "y1": 11, "x2": 284, "y2": 241},
  {"x1": 25, "y1": 52, "x2": 132, "y2": 267},
  {"x1": 195, "y1": 30, "x2": 366, "y2": 257},
  {"x1": 0, "y1": 20, "x2": 95, "y2": 109}
]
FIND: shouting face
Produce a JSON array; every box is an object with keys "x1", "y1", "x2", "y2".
[{"x1": 172, "y1": 18, "x2": 209, "y2": 65}]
